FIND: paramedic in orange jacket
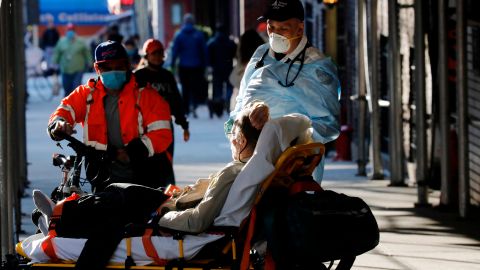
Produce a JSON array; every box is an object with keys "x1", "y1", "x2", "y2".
[{"x1": 48, "y1": 40, "x2": 173, "y2": 192}]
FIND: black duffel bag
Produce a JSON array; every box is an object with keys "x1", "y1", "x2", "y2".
[{"x1": 285, "y1": 187, "x2": 380, "y2": 263}]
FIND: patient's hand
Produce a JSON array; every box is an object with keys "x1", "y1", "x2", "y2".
[{"x1": 250, "y1": 103, "x2": 269, "y2": 130}]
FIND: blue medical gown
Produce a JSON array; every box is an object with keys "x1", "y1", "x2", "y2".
[{"x1": 229, "y1": 44, "x2": 341, "y2": 180}]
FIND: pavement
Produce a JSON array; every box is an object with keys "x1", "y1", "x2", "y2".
[
  {"x1": 321, "y1": 169, "x2": 480, "y2": 270},
  {"x1": 19, "y1": 78, "x2": 480, "y2": 269}
]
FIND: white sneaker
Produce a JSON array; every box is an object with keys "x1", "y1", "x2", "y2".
[{"x1": 32, "y1": 189, "x2": 55, "y2": 219}]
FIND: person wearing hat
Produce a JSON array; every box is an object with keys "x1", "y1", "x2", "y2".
[
  {"x1": 48, "y1": 40, "x2": 173, "y2": 192},
  {"x1": 227, "y1": 0, "x2": 341, "y2": 182},
  {"x1": 52, "y1": 23, "x2": 92, "y2": 97},
  {"x1": 134, "y1": 38, "x2": 190, "y2": 185}
]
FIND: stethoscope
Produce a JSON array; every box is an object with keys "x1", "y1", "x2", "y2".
[{"x1": 254, "y1": 44, "x2": 309, "y2": 87}]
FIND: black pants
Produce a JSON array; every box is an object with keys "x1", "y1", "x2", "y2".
[
  {"x1": 178, "y1": 66, "x2": 206, "y2": 114},
  {"x1": 52, "y1": 184, "x2": 169, "y2": 270}
]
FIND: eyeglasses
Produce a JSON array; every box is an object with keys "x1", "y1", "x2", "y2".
[
  {"x1": 227, "y1": 126, "x2": 240, "y2": 141},
  {"x1": 226, "y1": 131, "x2": 235, "y2": 140}
]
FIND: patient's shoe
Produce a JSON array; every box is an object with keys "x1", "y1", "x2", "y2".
[
  {"x1": 31, "y1": 208, "x2": 50, "y2": 236},
  {"x1": 32, "y1": 189, "x2": 55, "y2": 219},
  {"x1": 37, "y1": 215, "x2": 49, "y2": 236}
]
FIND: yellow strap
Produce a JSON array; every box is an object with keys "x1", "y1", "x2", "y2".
[
  {"x1": 16, "y1": 242, "x2": 28, "y2": 259},
  {"x1": 178, "y1": 239, "x2": 184, "y2": 258},
  {"x1": 231, "y1": 239, "x2": 237, "y2": 260},
  {"x1": 126, "y1": 237, "x2": 132, "y2": 257}
]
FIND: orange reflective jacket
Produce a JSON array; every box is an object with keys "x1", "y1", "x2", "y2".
[{"x1": 49, "y1": 75, "x2": 172, "y2": 156}]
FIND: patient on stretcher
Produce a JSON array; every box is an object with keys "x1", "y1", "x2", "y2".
[{"x1": 21, "y1": 109, "x2": 313, "y2": 267}]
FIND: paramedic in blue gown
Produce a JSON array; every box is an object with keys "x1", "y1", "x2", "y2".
[{"x1": 226, "y1": 0, "x2": 341, "y2": 182}]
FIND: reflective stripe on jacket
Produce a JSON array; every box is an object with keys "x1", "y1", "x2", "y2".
[{"x1": 49, "y1": 75, "x2": 172, "y2": 156}]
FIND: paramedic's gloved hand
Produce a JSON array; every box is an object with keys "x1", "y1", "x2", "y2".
[
  {"x1": 249, "y1": 103, "x2": 270, "y2": 130},
  {"x1": 49, "y1": 120, "x2": 76, "y2": 141}
]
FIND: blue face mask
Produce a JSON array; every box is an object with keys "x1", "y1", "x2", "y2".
[
  {"x1": 66, "y1": 30, "x2": 75, "y2": 40},
  {"x1": 100, "y1": 71, "x2": 127, "y2": 90}
]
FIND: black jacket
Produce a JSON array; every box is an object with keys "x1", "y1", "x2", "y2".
[{"x1": 135, "y1": 67, "x2": 189, "y2": 131}]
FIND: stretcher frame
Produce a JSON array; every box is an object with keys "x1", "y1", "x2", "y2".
[{"x1": 15, "y1": 142, "x2": 325, "y2": 270}]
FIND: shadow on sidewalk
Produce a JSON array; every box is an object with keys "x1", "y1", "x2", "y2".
[{"x1": 374, "y1": 205, "x2": 480, "y2": 242}]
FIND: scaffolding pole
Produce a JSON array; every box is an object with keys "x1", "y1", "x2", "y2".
[
  {"x1": 14, "y1": 0, "x2": 28, "y2": 240},
  {"x1": 356, "y1": 0, "x2": 368, "y2": 176},
  {"x1": 456, "y1": 0, "x2": 469, "y2": 217},
  {"x1": 388, "y1": 0, "x2": 405, "y2": 185},
  {"x1": 414, "y1": 0, "x2": 430, "y2": 207},
  {"x1": 0, "y1": 0, "x2": 7, "y2": 259},
  {"x1": 438, "y1": 0, "x2": 452, "y2": 207},
  {"x1": 0, "y1": 0, "x2": 17, "y2": 257},
  {"x1": 367, "y1": 0, "x2": 384, "y2": 180}
]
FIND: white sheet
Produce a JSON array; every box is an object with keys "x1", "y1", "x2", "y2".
[{"x1": 21, "y1": 232, "x2": 224, "y2": 265}]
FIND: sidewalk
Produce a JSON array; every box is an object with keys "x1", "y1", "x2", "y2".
[{"x1": 322, "y1": 161, "x2": 480, "y2": 270}]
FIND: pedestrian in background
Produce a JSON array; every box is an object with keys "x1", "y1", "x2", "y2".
[
  {"x1": 135, "y1": 38, "x2": 190, "y2": 185},
  {"x1": 40, "y1": 18, "x2": 60, "y2": 75},
  {"x1": 207, "y1": 24, "x2": 237, "y2": 118},
  {"x1": 229, "y1": 29, "x2": 265, "y2": 111},
  {"x1": 124, "y1": 37, "x2": 141, "y2": 70},
  {"x1": 170, "y1": 13, "x2": 207, "y2": 118},
  {"x1": 106, "y1": 25, "x2": 124, "y2": 43},
  {"x1": 52, "y1": 23, "x2": 92, "y2": 96}
]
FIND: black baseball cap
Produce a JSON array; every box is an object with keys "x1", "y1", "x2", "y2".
[
  {"x1": 95, "y1": 40, "x2": 128, "y2": 63},
  {"x1": 258, "y1": 0, "x2": 305, "y2": 22}
]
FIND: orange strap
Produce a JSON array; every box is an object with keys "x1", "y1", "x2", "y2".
[
  {"x1": 240, "y1": 207, "x2": 257, "y2": 270},
  {"x1": 41, "y1": 193, "x2": 81, "y2": 262},
  {"x1": 142, "y1": 228, "x2": 168, "y2": 266},
  {"x1": 41, "y1": 235, "x2": 59, "y2": 262}
]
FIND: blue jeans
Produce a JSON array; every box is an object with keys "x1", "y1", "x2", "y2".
[{"x1": 62, "y1": 72, "x2": 83, "y2": 97}]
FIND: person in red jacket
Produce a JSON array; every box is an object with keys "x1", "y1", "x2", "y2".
[
  {"x1": 135, "y1": 38, "x2": 190, "y2": 185},
  {"x1": 48, "y1": 40, "x2": 173, "y2": 192}
]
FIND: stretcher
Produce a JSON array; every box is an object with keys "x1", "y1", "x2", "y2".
[
  {"x1": 13, "y1": 141, "x2": 325, "y2": 270},
  {"x1": 12, "y1": 114, "x2": 368, "y2": 269}
]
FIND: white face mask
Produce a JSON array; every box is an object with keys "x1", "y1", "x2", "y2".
[{"x1": 269, "y1": 32, "x2": 291, "y2": 53}]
